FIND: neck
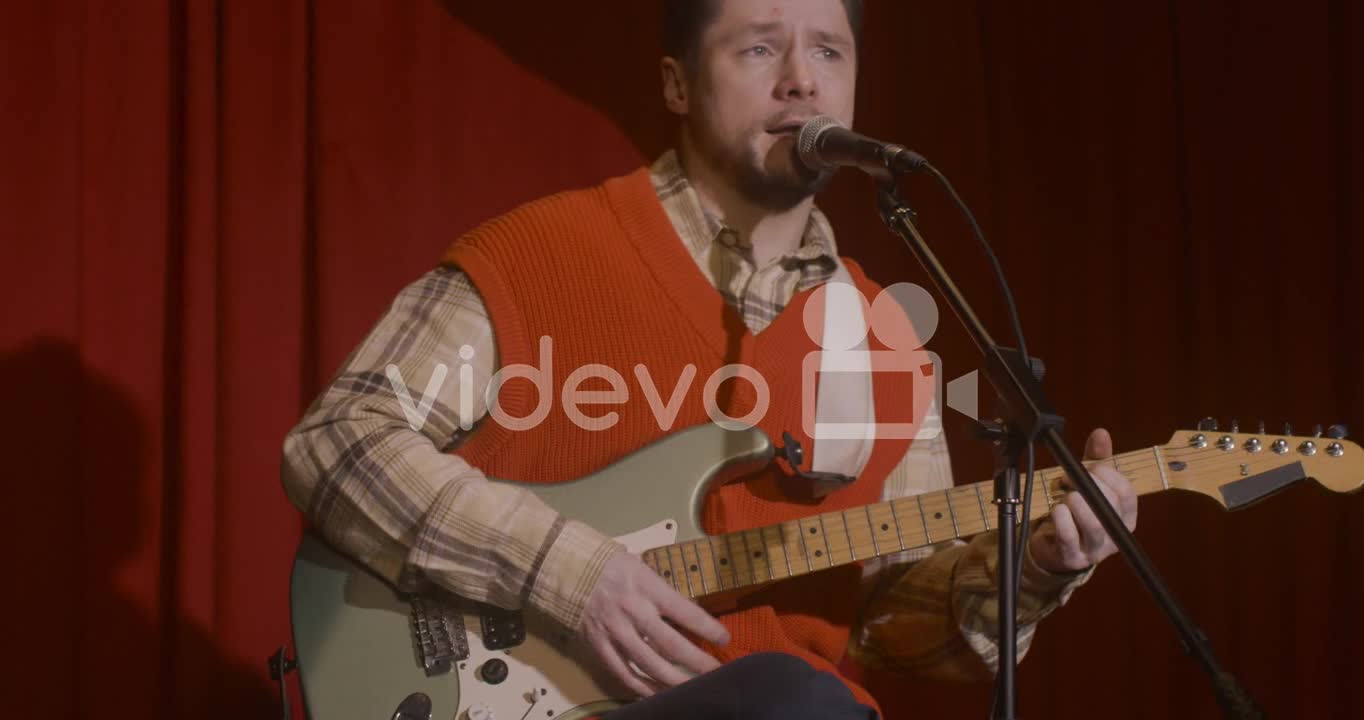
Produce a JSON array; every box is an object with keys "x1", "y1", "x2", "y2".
[
  {"x1": 645, "y1": 445, "x2": 1175, "y2": 600},
  {"x1": 677, "y1": 134, "x2": 813, "y2": 268}
]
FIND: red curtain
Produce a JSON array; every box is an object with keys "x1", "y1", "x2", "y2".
[{"x1": 3, "y1": 1, "x2": 1360, "y2": 718}]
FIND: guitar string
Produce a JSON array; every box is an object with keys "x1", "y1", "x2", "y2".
[
  {"x1": 677, "y1": 451, "x2": 1286, "y2": 591},
  {"x1": 683, "y1": 453, "x2": 1286, "y2": 584},
  {"x1": 659, "y1": 444, "x2": 1320, "y2": 593}
]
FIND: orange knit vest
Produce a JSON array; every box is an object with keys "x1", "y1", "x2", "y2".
[{"x1": 441, "y1": 166, "x2": 925, "y2": 711}]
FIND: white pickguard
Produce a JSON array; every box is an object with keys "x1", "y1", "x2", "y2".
[{"x1": 454, "y1": 519, "x2": 678, "y2": 720}]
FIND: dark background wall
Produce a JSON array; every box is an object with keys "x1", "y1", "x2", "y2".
[{"x1": 2, "y1": 1, "x2": 1360, "y2": 718}]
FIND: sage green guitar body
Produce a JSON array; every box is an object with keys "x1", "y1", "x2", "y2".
[{"x1": 289, "y1": 424, "x2": 774, "y2": 720}]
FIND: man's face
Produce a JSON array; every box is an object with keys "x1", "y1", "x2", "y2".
[{"x1": 683, "y1": 0, "x2": 857, "y2": 209}]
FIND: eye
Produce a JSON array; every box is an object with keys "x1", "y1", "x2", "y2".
[
  {"x1": 815, "y1": 47, "x2": 843, "y2": 61},
  {"x1": 743, "y1": 45, "x2": 773, "y2": 57}
]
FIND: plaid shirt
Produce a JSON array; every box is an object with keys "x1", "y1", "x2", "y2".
[{"x1": 281, "y1": 150, "x2": 1089, "y2": 679}]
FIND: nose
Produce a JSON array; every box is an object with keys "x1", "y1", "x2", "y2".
[{"x1": 775, "y1": 52, "x2": 816, "y2": 101}]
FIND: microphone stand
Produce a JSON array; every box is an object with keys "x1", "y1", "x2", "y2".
[{"x1": 871, "y1": 179, "x2": 1264, "y2": 720}]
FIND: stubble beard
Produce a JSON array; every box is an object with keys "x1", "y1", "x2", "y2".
[{"x1": 695, "y1": 123, "x2": 835, "y2": 212}]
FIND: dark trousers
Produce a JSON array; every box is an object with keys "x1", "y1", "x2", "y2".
[{"x1": 600, "y1": 652, "x2": 880, "y2": 720}]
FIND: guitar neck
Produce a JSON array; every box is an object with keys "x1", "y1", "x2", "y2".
[{"x1": 642, "y1": 446, "x2": 1171, "y2": 600}]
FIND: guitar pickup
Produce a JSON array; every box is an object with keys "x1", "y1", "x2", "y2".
[
  {"x1": 478, "y1": 604, "x2": 526, "y2": 651},
  {"x1": 410, "y1": 595, "x2": 469, "y2": 676}
]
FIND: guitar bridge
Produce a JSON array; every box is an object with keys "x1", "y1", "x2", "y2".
[
  {"x1": 478, "y1": 604, "x2": 526, "y2": 651},
  {"x1": 409, "y1": 595, "x2": 469, "y2": 676}
]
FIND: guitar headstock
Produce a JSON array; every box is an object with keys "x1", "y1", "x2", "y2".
[{"x1": 1160, "y1": 420, "x2": 1362, "y2": 509}]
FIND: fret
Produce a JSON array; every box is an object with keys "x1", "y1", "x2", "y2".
[
  {"x1": 923, "y1": 494, "x2": 953, "y2": 542},
  {"x1": 974, "y1": 482, "x2": 991, "y2": 530},
  {"x1": 709, "y1": 534, "x2": 731, "y2": 591},
  {"x1": 831, "y1": 513, "x2": 853, "y2": 565},
  {"x1": 944, "y1": 489, "x2": 960, "y2": 538},
  {"x1": 815, "y1": 514, "x2": 834, "y2": 563},
  {"x1": 660, "y1": 546, "x2": 684, "y2": 596},
  {"x1": 772, "y1": 522, "x2": 793, "y2": 577},
  {"x1": 839, "y1": 510, "x2": 857, "y2": 561},
  {"x1": 794, "y1": 518, "x2": 815, "y2": 572},
  {"x1": 682, "y1": 542, "x2": 707, "y2": 595},
  {"x1": 1154, "y1": 446, "x2": 1171, "y2": 490},
  {"x1": 801, "y1": 518, "x2": 832, "y2": 568},
  {"x1": 666, "y1": 544, "x2": 694, "y2": 598},
  {"x1": 871, "y1": 502, "x2": 901, "y2": 552},
  {"x1": 736, "y1": 529, "x2": 760, "y2": 586},
  {"x1": 1031, "y1": 471, "x2": 1053, "y2": 518},
  {"x1": 725, "y1": 531, "x2": 754, "y2": 590},
  {"x1": 761, "y1": 524, "x2": 793, "y2": 580},
  {"x1": 863, "y1": 505, "x2": 881, "y2": 556},
  {"x1": 744, "y1": 528, "x2": 774, "y2": 583},
  {"x1": 1040, "y1": 470, "x2": 1056, "y2": 512},
  {"x1": 888, "y1": 500, "x2": 907, "y2": 550},
  {"x1": 915, "y1": 495, "x2": 933, "y2": 544}
]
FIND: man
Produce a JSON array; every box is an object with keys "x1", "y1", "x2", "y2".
[{"x1": 281, "y1": 0, "x2": 1139, "y2": 717}]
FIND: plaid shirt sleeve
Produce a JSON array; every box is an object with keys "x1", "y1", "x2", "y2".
[
  {"x1": 281, "y1": 266, "x2": 622, "y2": 633},
  {"x1": 850, "y1": 428, "x2": 1094, "y2": 680}
]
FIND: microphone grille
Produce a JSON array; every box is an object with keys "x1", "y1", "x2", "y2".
[{"x1": 797, "y1": 115, "x2": 843, "y2": 171}]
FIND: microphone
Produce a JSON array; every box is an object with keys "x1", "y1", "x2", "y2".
[{"x1": 796, "y1": 116, "x2": 927, "y2": 178}]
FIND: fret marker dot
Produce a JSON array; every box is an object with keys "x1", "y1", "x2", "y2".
[
  {"x1": 720, "y1": 558, "x2": 728, "y2": 565},
  {"x1": 881, "y1": 523, "x2": 889, "y2": 531},
  {"x1": 753, "y1": 550, "x2": 763, "y2": 558},
  {"x1": 934, "y1": 512, "x2": 943, "y2": 520},
  {"x1": 814, "y1": 550, "x2": 823, "y2": 557},
  {"x1": 663, "y1": 570, "x2": 671, "y2": 578},
  {"x1": 809, "y1": 527, "x2": 818, "y2": 534},
  {"x1": 689, "y1": 564, "x2": 697, "y2": 572}
]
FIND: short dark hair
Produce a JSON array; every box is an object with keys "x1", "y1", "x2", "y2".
[{"x1": 663, "y1": 0, "x2": 863, "y2": 68}]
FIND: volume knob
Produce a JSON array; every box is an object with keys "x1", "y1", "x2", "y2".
[
  {"x1": 479, "y1": 658, "x2": 509, "y2": 685},
  {"x1": 465, "y1": 703, "x2": 495, "y2": 720}
]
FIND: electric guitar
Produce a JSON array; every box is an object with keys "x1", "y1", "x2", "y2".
[{"x1": 288, "y1": 422, "x2": 1361, "y2": 720}]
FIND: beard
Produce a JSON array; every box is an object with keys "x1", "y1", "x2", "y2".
[{"x1": 692, "y1": 120, "x2": 837, "y2": 212}]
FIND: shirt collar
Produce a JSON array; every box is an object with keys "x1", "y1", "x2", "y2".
[{"x1": 649, "y1": 149, "x2": 840, "y2": 268}]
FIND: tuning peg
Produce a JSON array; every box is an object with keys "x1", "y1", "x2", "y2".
[
  {"x1": 1283, "y1": 422, "x2": 1293, "y2": 436},
  {"x1": 1231, "y1": 419, "x2": 1240, "y2": 433},
  {"x1": 1258, "y1": 420, "x2": 1266, "y2": 435},
  {"x1": 1327, "y1": 424, "x2": 1349, "y2": 440},
  {"x1": 1313, "y1": 424, "x2": 1324, "y2": 438},
  {"x1": 1198, "y1": 417, "x2": 1219, "y2": 432}
]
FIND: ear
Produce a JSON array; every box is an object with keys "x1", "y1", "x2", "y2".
[{"x1": 660, "y1": 57, "x2": 689, "y2": 115}]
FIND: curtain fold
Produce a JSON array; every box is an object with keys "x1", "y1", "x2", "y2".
[{"x1": 2, "y1": 1, "x2": 1359, "y2": 718}]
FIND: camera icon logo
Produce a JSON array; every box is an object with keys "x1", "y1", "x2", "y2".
[{"x1": 801, "y1": 281, "x2": 946, "y2": 443}]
